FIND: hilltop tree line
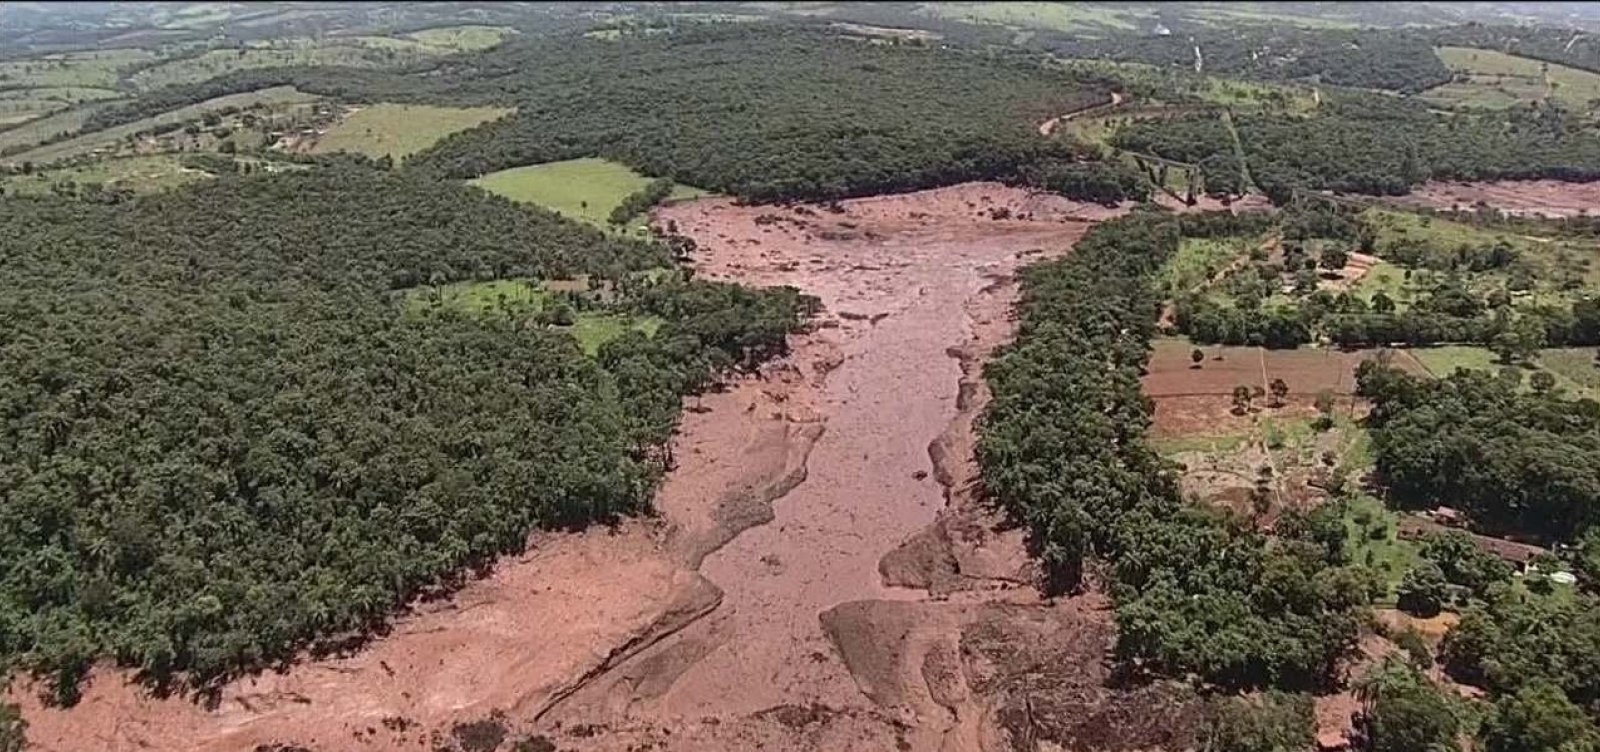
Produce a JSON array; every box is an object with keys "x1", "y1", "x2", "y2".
[
  {"x1": 1037, "y1": 26, "x2": 1452, "y2": 93},
  {"x1": 979, "y1": 210, "x2": 1369, "y2": 693},
  {"x1": 0, "y1": 166, "x2": 809, "y2": 703},
  {"x1": 69, "y1": 24, "x2": 1150, "y2": 205},
  {"x1": 1093, "y1": 91, "x2": 1600, "y2": 205}
]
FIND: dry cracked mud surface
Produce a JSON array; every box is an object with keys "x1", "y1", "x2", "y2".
[{"x1": 14, "y1": 183, "x2": 1198, "y2": 752}]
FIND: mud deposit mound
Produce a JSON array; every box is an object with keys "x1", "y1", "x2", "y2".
[
  {"x1": 1390, "y1": 180, "x2": 1600, "y2": 217},
  {"x1": 17, "y1": 182, "x2": 1174, "y2": 752}
]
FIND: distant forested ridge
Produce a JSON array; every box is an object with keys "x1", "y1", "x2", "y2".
[
  {"x1": 1038, "y1": 26, "x2": 1452, "y2": 93},
  {"x1": 76, "y1": 24, "x2": 1124, "y2": 204},
  {"x1": 0, "y1": 167, "x2": 808, "y2": 701}
]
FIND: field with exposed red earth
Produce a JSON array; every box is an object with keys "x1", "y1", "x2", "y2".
[
  {"x1": 1389, "y1": 179, "x2": 1600, "y2": 217},
  {"x1": 12, "y1": 183, "x2": 1217, "y2": 752},
  {"x1": 1144, "y1": 339, "x2": 1429, "y2": 438}
]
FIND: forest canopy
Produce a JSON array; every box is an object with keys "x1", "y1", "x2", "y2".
[
  {"x1": 0, "y1": 167, "x2": 808, "y2": 701},
  {"x1": 74, "y1": 24, "x2": 1116, "y2": 203}
]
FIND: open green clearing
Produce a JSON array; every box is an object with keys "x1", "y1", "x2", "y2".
[
  {"x1": 0, "y1": 101, "x2": 123, "y2": 156},
  {"x1": 1159, "y1": 236, "x2": 1255, "y2": 298},
  {"x1": 3, "y1": 86, "x2": 320, "y2": 166},
  {"x1": 402, "y1": 25, "x2": 517, "y2": 51},
  {"x1": 1427, "y1": 46, "x2": 1600, "y2": 111},
  {"x1": 129, "y1": 37, "x2": 442, "y2": 91},
  {"x1": 471, "y1": 158, "x2": 710, "y2": 229},
  {"x1": 0, "y1": 49, "x2": 156, "y2": 90},
  {"x1": 0, "y1": 154, "x2": 206, "y2": 196},
  {"x1": 0, "y1": 87, "x2": 122, "y2": 127},
  {"x1": 310, "y1": 104, "x2": 512, "y2": 161},
  {"x1": 922, "y1": 2, "x2": 1146, "y2": 33},
  {"x1": 1340, "y1": 494, "x2": 1420, "y2": 605},
  {"x1": 404, "y1": 277, "x2": 663, "y2": 355},
  {"x1": 1409, "y1": 345, "x2": 1600, "y2": 398}
]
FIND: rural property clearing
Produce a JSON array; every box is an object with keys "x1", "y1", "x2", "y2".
[
  {"x1": 309, "y1": 104, "x2": 511, "y2": 161},
  {"x1": 471, "y1": 157, "x2": 709, "y2": 228},
  {"x1": 1426, "y1": 46, "x2": 1600, "y2": 111}
]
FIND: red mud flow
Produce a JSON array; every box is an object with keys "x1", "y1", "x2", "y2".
[{"x1": 13, "y1": 183, "x2": 1200, "y2": 752}]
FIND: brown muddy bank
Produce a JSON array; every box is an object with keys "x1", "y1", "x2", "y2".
[{"x1": 15, "y1": 183, "x2": 1169, "y2": 752}]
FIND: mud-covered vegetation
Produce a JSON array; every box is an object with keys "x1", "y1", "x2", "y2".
[{"x1": 0, "y1": 167, "x2": 809, "y2": 702}]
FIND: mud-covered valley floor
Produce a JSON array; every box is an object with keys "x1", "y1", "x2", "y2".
[{"x1": 12, "y1": 184, "x2": 1195, "y2": 752}]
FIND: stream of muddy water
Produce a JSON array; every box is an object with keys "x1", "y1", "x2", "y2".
[{"x1": 14, "y1": 184, "x2": 1165, "y2": 752}]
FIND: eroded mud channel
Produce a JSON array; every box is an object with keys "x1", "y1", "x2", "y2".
[{"x1": 15, "y1": 184, "x2": 1194, "y2": 752}]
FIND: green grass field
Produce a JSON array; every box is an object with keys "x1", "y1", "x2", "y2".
[
  {"x1": 1409, "y1": 345, "x2": 1505, "y2": 379},
  {"x1": 1427, "y1": 47, "x2": 1600, "y2": 111},
  {"x1": 1342, "y1": 494, "x2": 1420, "y2": 605},
  {"x1": 404, "y1": 278, "x2": 662, "y2": 354},
  {"x1": 1409, "y1": 345, "x2": 1600, "y2": 399},
  {"x1": 128, "y1": 37, "x2": 445, "y2": 91},
  {"x1": 471, "y1": 158, "x2": 709, "y2": 228},
  {"x1": 0, "y1": 49, "x2": 156, "y2": 90},
  {"x1": 923, "y1": 2, "x2": 1146, "y2": 33},
  {"x1": 0, "y1": 100, "x2": 124, "y2": 156},
  {"x1": 0, "y1": 154, "x2": 207, "y2": 195},
  {"x1": 3, "y1": 86, "x2": 319, "y2": 166},
  {"x1": 402, "y1": 25, "x2": 517, "y2": 51},
  {"x1": 1363, "y1": 207, "x2": 1524, "y2": 253},
  {"x1": 0, "y1": 86, "x2": 123, "y2": 127},
  {"x1": 309, "y1": 104, "x2": 511, "y2": 160},
  {"x1": 1160, "y1": 236, "x2": 1255, "y2": 297}
]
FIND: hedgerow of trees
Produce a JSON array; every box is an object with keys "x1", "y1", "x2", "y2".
[{"x1": 0, "y1": 166, "x2": 809, "y2": 703}]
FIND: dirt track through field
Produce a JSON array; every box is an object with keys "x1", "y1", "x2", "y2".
[{"x1": 12, "y1": 184, "x2": 1171, "y2": 752}]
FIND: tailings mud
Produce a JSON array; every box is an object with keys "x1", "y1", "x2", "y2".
[{"x1": 13, "y1": 183, "x2": 1158, "y2": 752}]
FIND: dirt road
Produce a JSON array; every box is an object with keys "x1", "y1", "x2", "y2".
[{"x1": 13, "y1": 184, "x2": 1195, "y2": 752}]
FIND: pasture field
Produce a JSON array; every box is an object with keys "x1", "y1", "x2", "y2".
[
  {"x1": 0, "y1": 154, "x2": 204, "y2": 195},
  {"x1": 0, "y1": 49, "x2": 156, "y2": 90},
  {"x1": 923, "y1": 2, "x2": 1145, "y2": 33},
  {"x1": 3, "y1": 86, "x2": 320, "y2": 166},
  {"x1": 1427, "y1": 46, "x2": 1600, "y2": 111},
  {"x1": 1410, "y1": 345, "x2": 1600, "y2": 398},
  {"x1": 0, "y1": 101, "x2": 122, "y2": 156},
  {"x1": 1358, "y1": 206, "x2": 1597, "y2": 296},
  {"x1": 471, "y1": 158, "x2": 709, "y2": 228},
  {"x1": 1145, "y1": 337, "x2": 1428, "y2": 438},
  {"x1": 0, "y1": 86, "x2": 122, "y2": 127},
  {"x1": 404, "y1": 277, "x2": 662, "y2": 354},
  {"x1": 128, "y1": 37, "x2": 441, "y2": 90},
  {"x1": 402, "y1": 25, "x2": 517, "y2": 51},
  {"x1": 309, "y1": 104, "x2": 511, "y2": 160}
]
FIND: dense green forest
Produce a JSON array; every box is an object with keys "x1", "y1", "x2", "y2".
[
  {"x1": 1357, "y1": 363, "x2": 1600, "y2": 544},
  {"x1": 0, "y1": 167, "x2": 808, "y2": 701},
  {"x1": 71, "y1": 24, "x2": 1137, "y2": 204},
  {"x1": 1107, "y1": 94, "x2": 1600, "y2": 204},
  {"x1": 1038, "y1": 26, "x2": 1452, "y2": 93},
  {"x1": 979, "y1": 211, "x2": 1368, "y2": 691}
]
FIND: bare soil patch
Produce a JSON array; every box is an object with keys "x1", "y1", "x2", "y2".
[
  {"x1": 1145, "y1": 340, "x2": 1429, "y2": 438},
  {"x1": 1393, "y1": 180, "x2": 1600, "y2": 218}
]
